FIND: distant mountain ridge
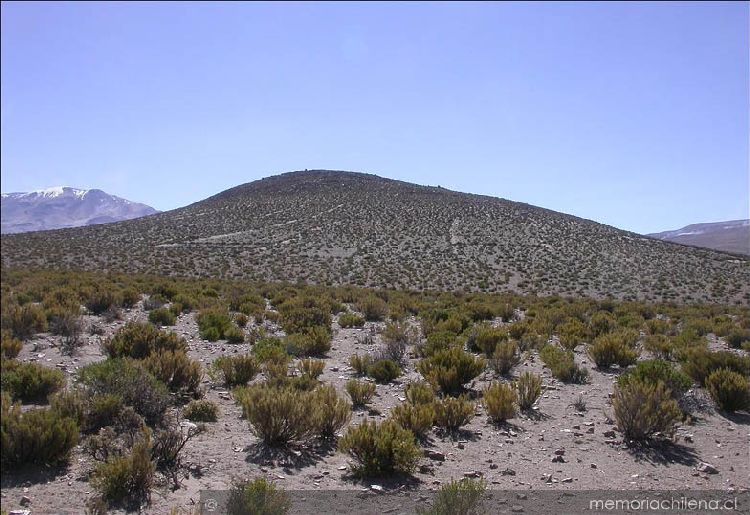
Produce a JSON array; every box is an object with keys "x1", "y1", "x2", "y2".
[
  {"x1": 2, "y1": 170, "x2": 748, "y2": 304},
  {"x1": 1, "y1": 186, "x2": 158, "y2": 233},
  {"x1": 648, "y1": 219, "x2": 749, "y2": 256}
]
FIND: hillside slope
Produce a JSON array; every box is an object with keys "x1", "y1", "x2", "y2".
[
  {"x1": 1, "y1": 170, "x2": 748, "y2": 304},
  {"x1": 1, "y1": 187, "x2": 158, "y2": 233},
  {"x1": 648, "y1": 219, "x2": 749, "y2": 256}
]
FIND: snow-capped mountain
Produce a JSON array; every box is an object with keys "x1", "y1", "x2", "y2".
[
  {"x1": 1, "y1": 187, "x2": 158, "y2": 234},
  {"x1": 647, "y1": 219, "x2": 749, "y2": 256}
]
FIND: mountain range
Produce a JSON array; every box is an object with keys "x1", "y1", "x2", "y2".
[
  {"x1": 648, "y1": 219, "x2": 749, "y2": 256},
  {"x1": 1, "y1": 170, "x2": 747, "y2": 304},
  {"x1": 0, "y1": 187, "x2": 158, "y2": 234}
]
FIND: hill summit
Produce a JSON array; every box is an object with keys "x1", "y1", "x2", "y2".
[{"x1": 2, "y1": 170, "x2": 748, "y2": 304}]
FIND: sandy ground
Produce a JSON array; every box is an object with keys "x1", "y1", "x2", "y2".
[{"x1": 1, "y1": 303, "x2": 748, "y2": 514}]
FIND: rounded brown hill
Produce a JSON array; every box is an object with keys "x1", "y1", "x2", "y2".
[{"x1": 1, "y1": 170, "x2": 748, "y2": 304}]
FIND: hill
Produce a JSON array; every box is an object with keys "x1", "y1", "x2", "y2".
[
  {"x1": 1, "y1": 170, "x2": 748, "y2": 304},
  {"x1": 1, "y1": 186, "x2": 158, "y2": 233},
  {"x1": 647, "y1": 219, "x2": 749, "y2": 256}
]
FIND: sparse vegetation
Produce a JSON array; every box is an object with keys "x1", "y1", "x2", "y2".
[
  {"x1": 338, "y1": 419, "x2": 421, "y2": 476},
  {"x1": 539, "y1": 344, "x2": 589, "y2": 383},
  {"x1": 433, "y1": 396, "x2": 475, "y2": 432},
  {"x1": 183, "y1": 399, "x2": 219, "y2": 422},
  {"x1": 482, "y1": 381, "x2": 517, "y2": 424},
  {"x1": 612, "y1": 379, "x2": 681, "y2": 441},
  {"x1": 211, "y1": 355, "x2": 259, "y2": 387},
  {"x1": 705, "y1": 368, "x2": 750, "y2": 413},
  {"x1": 515, "y1": 371, "x2": 543, "y2": 410},
  {"x1": 417, "y1": 347, "x2": 486, "y2": 395},
  {"x1": 345, "y1": 379, "x2": 376, "y2": 407}
]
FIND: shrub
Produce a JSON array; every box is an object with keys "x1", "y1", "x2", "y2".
[
  {"x1": 705, "y1": 368, "x2": 750, "y2": 413},
  {"x1": 681, "y1": 349, "x2": 750, "y2": 386},
  {"x1": 482, "y1": 382, "x2": 517, "y2": 424},
  {"x1": 85, "y1": 289, "x2": 122, "y2": 315},
  {"x1": 358, "y1": 295, "x2": 389, "y2": 322},
  {"x1": 587, "y1": 334, "x2": 639, "y2": 368},
  {"x1": 224, "y1": 325, "x2": 246, "y2": 344},
  {"x1": 346, "y1": 379, "x2": 376, "y2": 407},
  {"x1": 405, "y1": 381, "x2": 435, "y2": 405},
  {"x1": 417, "y1": 347, "x2": 486, "y2": 395},
  {"x1": 1, "y1": 359, "x2": 66, "y2": 403},
  {"x1": 515, "y1": 371, "x2": 542, "y2": 410},
  {"x1": 643, "y1": 335, "x2": 675, "y2": 360},
  {"x1": 225, "y1": 477, "x2": 291, "y2": 515},
  {"x1": 390, "y1": 402, "x2": 434, "y2": 438},
  {"x1": 2, "y1": 303, "x2": 47, "y2": 340},
  {"x1": 87, "y1": 394, "x2": 125, "y2": 431},
  {"x1": 612, "y1": 379, "x2": 681, "y2": 441},
  {"x1": 339, "y1": 313, "x2": 365, "y2": 328},
  {"x1": 539, "y1": 345, "x2": 589, "y2": 383},
  {"x1": 489, "y1": 340, "x2": 520, "y2": 375},
  {"x1": 235, "y1": 385, "x2": 314, "y2": 446},
  {"x1": 183, "y1": 399, "x2": 219, "y2": 422},
  {"x1": 618, "y1": 359, "x2": 692, "y2": 400},
  {"x1": 380, "y1": 321, "x2": 418, "y2": 362},
  {"x1": 366, "y1": 358, "x2": 401, "y2": 383},
  {"x1": 284, "y1": 326, "x2": 331, "y2": 356},
  {"x1": 142, "y1": 350, "x2": 203, "y2": 394},
  {"x1": 338, "y1": 419, "x2": 421, "y2": 476},
  {"x1": 121, "y1": 288, "x2": 140, "y2": 309},
  {"x1": 196, "y1": 308, "x2": 233, "y2": 341},
  {"x1": 469, "y1": 324, "x2": 507, "y2": 355},
  {"x1": 418, "y1": 331, "x2": 457, "y2": 358},
  {"x1": 590, "y1": 310, "x2": 616, "y2": 337},
  {"x1": 91, "y1": 436, "x2": 154, "y2": 506},
  {"x1": 415, "y1": 477, "x2": 487, "y2": 515},
  {"x1": 433, "y1": 396, "x2": 475, "y2": 432},
  {"x1": 211, "y1": 355, "x2": 259, "y2": 387},
  {"x1": 1, "y1": 332, "x2": 22, "y2": 359},
  {"x1": 142, "y1": 295, "x2": 166, "y2": 311},
  {"x1": 78, "y1": 359, "x2": 169, "y2": 425},
  {"x1": 103, "y1": 322, "x2": 186, "y2": 359},
  {"x1": 148, "y1": 307, "x2": 176, "y2": 327},
  {"x1": 726, "y1": 329, "x2": 750, "y2": 349},
  {"x1": 49, "y1": 388, "x2": 87, "y2": 427},
  {"x1": 349, "y1": 353, "x2": 373, "y2": 376},
  {"x1": 309, "y1": 384, "x2": 351, "y2": 438},
  {"x1": 1, "y1": 393, "x2": 79, "y2": 467},
  {"x1": 277, "y1": 297, "x2": 331, "y2": 334},
  {"x1": 252, "y1": 338, "x2": 290, "y2": 364},
  {"x1": 297, "y1": 358, "x2": 325, "y2": 380},
  {"x1": 234, "y1": 313, "x2": 249, "y2": 328},
  {"x1": 558, "y1": 317, "x2": 588, "y2": 350}
]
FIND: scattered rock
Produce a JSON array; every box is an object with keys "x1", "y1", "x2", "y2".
[
  {"x1": 463, "y1": 471, "x2": 483, "y2": 478},
  {"x1": 552, "y1": 455, "x2": 565, "y2": 463},
  {"x1": 501, "y1": 468, "x2": 516, "y2": 476},
  {"x1": 603, "y1": 430, "x2": 616, "y2": 438},
  {"x1": 697, "y1": 462, "x2": 718, "y2": 474},
  {"x1": 554, "y1": 449, "x2": 565, "y2": 456},
  {"x1": 370, "y1": 485, "x2": 384, "y2": 493},
  {"x1": 511, "y1": 505, "x2": 524, "y2": 513},
  {"x1": 516, "y1": 493, "x2": 527, "y2": 500},
  {"x1": 561, "y1": 477, "x2": 573, "y2": 483},
  {"x1": 424, "y1": 449, "x2": 445, "y2": 461},
  {"x1": 20, "y1": 496, "x2": 31, "y2": 507}
]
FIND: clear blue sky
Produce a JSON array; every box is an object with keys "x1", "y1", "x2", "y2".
[{"x1": 1, "y1": 1, "x2": 747, "y2": 234}]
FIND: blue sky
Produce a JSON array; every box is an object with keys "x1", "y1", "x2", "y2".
[{"x1": 1, "y1": 1, "x2": 747, "y2": 234}]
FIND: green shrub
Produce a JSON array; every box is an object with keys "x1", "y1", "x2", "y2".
[
  {"x1": 1, "y1": 359, "x2": 66, "y2": 403},
  {"x1": 645, "y1": 318, "x2": 671, "y2": 335},
  {"x1": 643, "y1": 335, "x2": 675, "y2": 360},
  {"x1": 357, "y1": 295, "x2": 389, "y2": 322},
  {"x1": 297, "y1": 358, "x2": 325, "y2": 380},
  {"x1": 183, "y1": 399, "x2": 219, "y2": 422},
  {"x1": 405, "y1": 381, "x2": 435, "y2": 405},
  {"x1": 309, "y1": 384, "x2": 351, "y2": 438},
  {"x1": 224, "y1": 325, "x2": 246, "y2": 344},
  {"x1": 515, "y1": 371, "x2": 542, "y2": 410},
  {"x1": 196, "y1": 308, "x2": 233, "y2": 341},
  {"x1": 225, "y1": 477, "x2": 291, "y2": 515},
  {"x1": 49, "y1": 388, "x2": 87, "y2": 427},
  {"x1": 618, "y1": 359, "x2": 692, "y2": 399},
  {"x1": 277, "y1": 297, "x2": 332, "y2": 334},
  {"x1": 2, "y1": 303, "x2": 47, "y2": 340},
  {"x1": 87, "y1": 394, "x2": 125, "y2": 431},
  {"x1": 1, "y1": 392, "x2": 79, "y2": 467},
  {"x1": 587, "y1": 334, "x2": 639, "y2": 368},
  {"x1": 589, "y1": 310, "x2": 616, "y2": 337},
  {"x1": 211, "y1": 355, "x2": 259, "y2": 387},
  {"x1": 612, "y1": 379, "x2": 681, "y2": 441},
  {"x1": 284, "y1": 326, "x2": 331, "y2": 356},
  {"x1": 148, "y1": 307, "x2": 176, "y2": 327},
  {"x1": 252, "y1": 337, "x2": 290, "y2": 364},
  {"x1": 349, "y1": 353, "x2": 373, "y2": 376},
  {"x1": 417, "y1": 347, "x2": 486, "y2": 395},
  {"x1": 366, "y1": 358, "x2": 401, "y2": 383},
  {"x1": 558, "y1": 317, "x2": 589, "y2": 350},
  {"x1": 78, "y1": 359, "x2": 169, "y2": 425},
  {"x1": 482, "y1": 382, "x2": 517, "y2": 424},
  {"x1": 142, "y1": 350, "x2": 203, "y2": 394},
  {"x1": 489, "y1": 340, "x2": 520, "y2": 375},
  {"x1": 338, "y1": 419, "x2": 421, "y2": 476},
  {"x1": 680, "y1": 349, "x2": 750, "y2": 386},
  {"x1": 1, "y1": 332, "x2": 23, "y2": 359},
  {"x1": 726, "y1": 329, "x2": 750, "y2": 349},
  {"x1": 345, "y1": 379, "x2": 376, "y2": 407},
  {"x1": 705, "y1": 368, "x2": 750, "y2": 413},
  {"x1": 469, "y1": 324, "x2": 507, "y2": 355},
  {"x1": 415, "y1": 477, "x2": 487, "y2": 515},
  {"x1": 85, "y1": 289, "x2": 122, "y2": 315},
  {"x1": 121, "y1": 288, "x2": 141, "y2": 309},
  {"x1": 339, "y1": 313, "x2": 365, "y2": 328},
  {"x1": 103, "y1": 322, "x2": 186, "y2": 359},
  {"x1": 433, "y1": 396, "x2": 475, "y2": 432},
  {"x1": 539, "y1": 345, "x2": 589, "y2": 383},
  {"x1": 234, "y1": 313, "x2": 249, "y2": 328},
  {"x1": 235, "y1": 385, "x2": 314, "y2": 446},
  {"x1": 418, "y1": 331, "x2": 457, "y2": 358},
  {"x1": 390, "y1": 402, "x2": 434, "y2": 438},
  {"x1": 91, "y1": 436, "x2": 154, "y2": 506}
]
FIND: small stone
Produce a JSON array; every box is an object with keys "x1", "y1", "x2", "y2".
[
  {"x1": 489, "y1": 463, "x2": 498, "y2": 470},
  {"x1": 603, "y1": 430, "x2": 616, "y2": 438},
  {"x1": 463, "y1": 471, "x2": 483, "y2": 478},
  {"x1": 20, "y1": 496, "x2": 31, "y2": 507},
  {"x1": 561, "y1": 477, "x2": 573, "y2": 483},
  {"x1": 501, "y1": 468, "x2": 516, "y2": 476},
  {"x1": 697, "y1": 462, "x2": 718, "y2": 474},
  {"x1": 516, "y1": 493, "x2": 527, "y2": 500},
  {"x1": 554, "y1": 449, "x2": 565, "y2": 456},
  {"x1": 552, "y1": 455, "x2": 565, "y2": 463},
  {"x1": 370, "y1": 485, "x2": 384, "y2": 492},
  {"x1": 511, "y1": 506, "x2": 524, "y2": 513},
  {"x1": 338, "y1": 466, "x2": 347, "y2": 470},
  {"x1": 424, "y1": 449, "x2": 446, "y2": 461},
  {"x1": 590, "y1": 463, "x2": 597, "y2": 469}
]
